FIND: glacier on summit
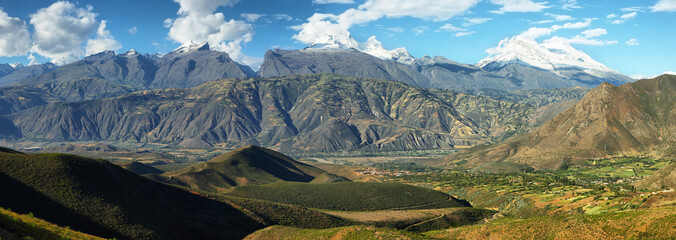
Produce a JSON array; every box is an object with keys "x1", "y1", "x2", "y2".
[
  {"x1": 306, "y1": 33, "x2": 415, "y2": 65},
  {"x1": 477, "y1": 36, "x2": 627, "y2": 80}
]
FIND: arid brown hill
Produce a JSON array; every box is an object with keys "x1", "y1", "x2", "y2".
[{"x1": 445, "y1": 74, "x2": 676, "y2": 170}]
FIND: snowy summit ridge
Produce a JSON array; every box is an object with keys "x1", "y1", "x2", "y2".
[
  {"x1": 307, "y1": 34, "x2": 415, "y2": 65},
  {"x1": 172, "y1": 41, "x2": 211, "y2": 54},
  {"x1": 478, "y1": 36, "x2": 618, "y2": 76}
]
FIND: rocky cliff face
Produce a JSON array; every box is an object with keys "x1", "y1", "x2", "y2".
[
  {"x1": 7, "y1": 74, "x2": 489, "y2": 152},
  {"x1": 446, "y1": 74, "x2": 676, "y2": 170}
]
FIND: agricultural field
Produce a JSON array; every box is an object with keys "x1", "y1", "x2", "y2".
[{"x1": 372, "y1": 157, "x2": 675, "y2": 217}]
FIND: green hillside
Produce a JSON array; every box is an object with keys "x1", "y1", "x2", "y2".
[
  {"x1": 0, "y1": 149, "x2": 262, "y2": 239},
  {"x1": 226, "y1": 182, "x2": 470, "y2": 211},
  {"x1": 0, "y1": 207, "x2": 104, "y2": 240},
  {"x1": 161, "y1": 145, "x2": 348, "y2": 192}
]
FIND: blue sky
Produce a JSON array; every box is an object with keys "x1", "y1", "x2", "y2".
[{"x1": 0, "y1": 0, "x2": 674, "y2": 78}]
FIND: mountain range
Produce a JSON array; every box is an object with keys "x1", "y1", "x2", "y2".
[
  {"x1": 3, "y1": 74, "x2": 494, "y2": 151},
  {"x1": 445, "y1": 74, "x2": 676, "y2": 170},
  {"x1": 0, "y1": 37, "x2": 631, "y2": 96},
  {"x1": 0, "y1": 38, "x2": 635, "y2": 152}
]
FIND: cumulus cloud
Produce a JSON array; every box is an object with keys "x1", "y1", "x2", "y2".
[
  {"x1": 490, "y1": 0, "x2": 550, "y2": 14},
  {"x1": 30, "y1": 1, "x2": 98, "y2": 64},
  {"x1": 293, "y1": 0, "x2": 480, "y2": 45},
  {"x1": 652, "y1": 0, "x2": 676, "y2": 12},
  {"x1": 166, "y1": 0, "x2": 260, "y2": 67},
  {"x1": 0, "y1": 9, "x2": 32, "y2": 57},
  {"x1": 174, "y1": 0, "x2": 238, "y2": 15},
  {"x1": 313, "y1": 0, "x2": 355, "y2": 3},
  {"x1": 606, "y1": 14, "x2": 617, "y2": 18},
  {"x1": 612, "y1": 12, "x2": 637, "y2": 24},
  {"x1": 85, "y1": 20, "x2": 122, "y2": 56},
  {"x1": 625, "y1": 38, "x2": 639, "y2": 46}
]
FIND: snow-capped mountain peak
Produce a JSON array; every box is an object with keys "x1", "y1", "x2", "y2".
[
  {"x1": 125, "y1": 49, "x2": 139, "y2": 55},
  {"x1": 478, "y1": 36, "x2": 612, "y2": 72},
  {"x1": 307, "y1": 35, "x2": 415, "y2": 65},
  {"x1": 9, "y1": 63, "x2": 24, "y2": 69},
  {"x1": 172, "y1": 41, "x2": 211, "y2": 54}
]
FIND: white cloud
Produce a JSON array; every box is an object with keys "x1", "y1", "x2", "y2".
[
  {"x1": 167, "y1": 0, "x2": 258, "y2": 67},
  {"x1": 621, "y1": 6, "x2": 644, "y2": 12},
  {"x1": 561, "y1": 0, "x2": 581, "y2": 10},
  {"x1": 581, "y1": 28, "x2": 606, "y2": 38},
  {"x1": 519, "y1": 18, "x2": 595, "y2": 41},
  {"x1": 293, "y1": 0, "x2": 480, "y2": 45},
  {"x1": 652, "y1": 0, "x2": 676, "y2": 12},
  {"x1": 85, "y1": 20, "x2": 122, "y2": 56},
  {"x1": 621, "y1": 12, "x2": 637, "y2": 19},
  {"x1": 545, "y1": 35, "x2": 617, "y2": 46},
  {"x1": 606, "y1": 14, "x2": 617, "y2": 18},
  {"x1": 27, "y1": 53, "x2": 39, "y2": 66},
  {"x1": 519, "y1": 26, "x2": 556, "y2": 39},
  {"x1": 30, "y1": 1, "x2": 99, "y2": 65},
  {"x1": 463, "y1": 17, "x2": 492, "y2": 27},
  {"x1": 561, "y1": 18, "x2": 592, "y2": 29},
  {"x1": 271, "y1": 14, "x2": 294, "y2": 21},
  {"x1": 127, "y1": 26, "x2": 138, "y2": 35},
  {"x1": 625, "y1": 38, "x2": 639, "y2": 46},
  {"x1": 241, "y1": 13, "x2": 265, "y2": 22},
  {"x1": 174, "y1": 0, "x2": 238, "y2": 15},
  {"x1": 412, "y1": 26, "x2": 428, "y2": 35},
  {"x1": 439, "y1": 23, "x2": 467, "y2": 32},
  {"x1": 313, "y1": 0, "x2": 355, "y2": 3},
  {"x1": 387, "y1": 27, "x2": 404, "y2": 33},
  {"x1": 545, "y1": 13, "x2": 574, "y2": 21},
  {"x1": 490, "y1": 0, "x2": 550, "y2": 14},
  {"x1": 455, "y1": 31, "x2": 475, "y2": 37},
  {"x1": 532, "y1": 19, "x2": 554, "y2": 24},
  {"x1": 0, "y1": 9, "x2": 32, "y2": 57},
  {"x1": 612, "y1": 12, "x2": 637, "y2": 24}
]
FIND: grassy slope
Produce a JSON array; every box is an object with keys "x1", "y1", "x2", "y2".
[
  {"x1": 162, "y1": 145, "x2": 348, "y2": 192},
  {"x1": 0, "y1": 150, "x2": 263, "y2": 240},
  {"x1": 244, "y1": 225, "x2": 428, "y2": 240},
  {"x1": 428, "y1": 207, "x2": 676, "y2": 240},
  {"x1": 226, "y1": 182, "x2": 470, "y2": 211},
  {"x1": 0, "y1": 207, "x2": 103, "y2": 240}
]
